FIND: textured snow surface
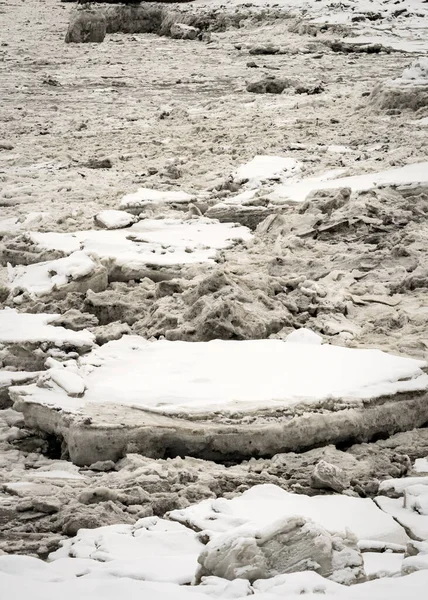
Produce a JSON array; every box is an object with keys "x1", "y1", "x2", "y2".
[
  {"x1": 0, "y1": 308, "x2": 95, "y2": 348},
  {"x1": 170, "y1": 484, "x2": 409, "y2": 545},
  {"x1": 14, "y1": 336, "x2": 428, "y2": 414}
]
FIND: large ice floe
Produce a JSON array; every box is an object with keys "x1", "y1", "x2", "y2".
[{"x1": 11, "y1": 334, "x2": 428, "y2": 465}]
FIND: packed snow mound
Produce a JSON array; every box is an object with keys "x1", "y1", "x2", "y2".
[
  {"x1": 12, "y1": 336, "x2": 428, "y2": 414},
  {"x1": 169, "y1": 484, "x2": 409, "y2": 545}
]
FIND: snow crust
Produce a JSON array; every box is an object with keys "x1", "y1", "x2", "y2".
[{"x1": 14, "y1": 336, "x2": 428, "y2": 414}]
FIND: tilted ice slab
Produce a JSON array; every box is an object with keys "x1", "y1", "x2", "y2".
[
  {"x1": 0, "y1": 308, "x2": 94, "y2": 349},
  {"x1": 267, "y1": 161, "x2": 428, "y2": 203},
  {"x1": 169, "y1": 484, "x2": 408, "y2": 545},
  {"x1": 11, "y1": 335, "x2": 428, "y2": 465}
]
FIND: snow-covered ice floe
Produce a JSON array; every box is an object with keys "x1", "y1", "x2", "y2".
[
  {"x1": 7, "y1": 218, "x2": 252, "y2": 297},
  {"x1": 11, "y1": 335, "x2": 428, "y2": 465},
  {"x1": 232, "y1": 155, "x2": 301, "y2": 188},
  {"x1": 169, "y1": 484, "x2": 408, "y2": 545}
]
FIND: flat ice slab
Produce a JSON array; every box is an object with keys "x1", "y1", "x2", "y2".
[
  {"x1": 119, "y1": 188, "x2": 194, "y2": 210},
  {"x1": 12, "y1": 336, "x2": 428, "y2": 414}
]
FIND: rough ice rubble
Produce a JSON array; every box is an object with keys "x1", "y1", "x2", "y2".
[{"x1": 12, "y1": 336, "x2": 428, "y2": 413}]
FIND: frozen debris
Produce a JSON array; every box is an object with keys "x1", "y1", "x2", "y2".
[
  {"x1": 119, "y1": 188, "x2": 194, "y2": 213},
  {"x1": 94, "y1": 210, "x2": 136, "y2": 230},
  {"x1": 233, "y1": 155, "x2": 301, "y2": 188},
  {"x1": 12, "y1": 336, "x2": 428, "y2": 414},
  {"x1": 311, "y1": 460, "x2": 350, "y2": 493},
  {"x1": 169, "y1": 484, "x2": 409, "y2": 545},
  {"x1": 8, "y1": 251, "x2": 108, "y2": 300},
  {"x1": 195, "y1": 515, "x2": 365, "y2": 585}
]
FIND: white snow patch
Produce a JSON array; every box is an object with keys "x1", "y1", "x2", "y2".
[
  {"x1": 233, "y1": 155, "x2": 301, "y2": 188},
  {"x1": 95, "y1": 210, "x2": 136, "y2": 230}
]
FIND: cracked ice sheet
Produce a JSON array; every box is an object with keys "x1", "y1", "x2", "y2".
[
  {"x1": 169, "y1": 484, "x2": 408, "y2": 545},
  {"x1": 267, "y1": 161, "x2": 428, "y2": 203},
  {"x1": 13, "y1": 336, "x2": 428, "y2": 414},
  {"x1": 27, "y1": 218, "x2": 252, "y2": 267},
  {"x1": 0, "y1": 308, "x2": 94, "y2": 349}
]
